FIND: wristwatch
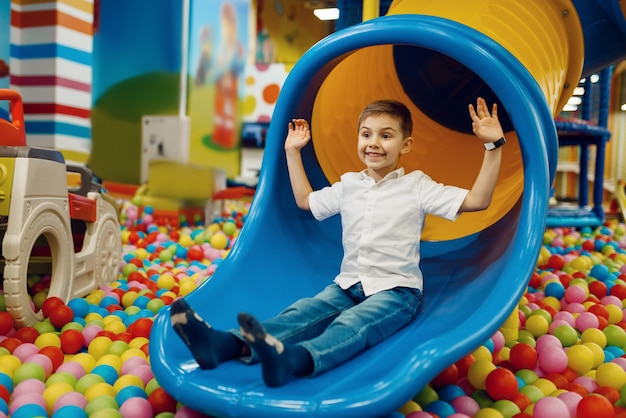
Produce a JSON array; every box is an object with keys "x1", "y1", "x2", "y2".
[{"x1": 484, "y1": 137, "x2": 506, "y2": 151}]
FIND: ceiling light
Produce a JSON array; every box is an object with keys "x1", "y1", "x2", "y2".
[{"x1": 314, "y1": 7, "x2": 339, "y2": 20}]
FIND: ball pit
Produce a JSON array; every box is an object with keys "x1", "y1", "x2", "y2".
[{"x1": 5, "y1": 198, "x2": 626, "y2": 416}]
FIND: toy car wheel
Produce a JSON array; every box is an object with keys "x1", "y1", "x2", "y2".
[{"x1": 95, "y1": 216, "x2": 122, "y2": 287}]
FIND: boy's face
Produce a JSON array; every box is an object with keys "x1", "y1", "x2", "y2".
[{"x1": 357, "y1": 114, "x2": 413, "y2": 181}]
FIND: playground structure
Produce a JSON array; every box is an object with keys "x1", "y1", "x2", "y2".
[
  {"x1": 0, "y1": 89, "x2": 122, "y2": 327},
  {"x1": 149, "y1": 1, "x2": 626, "y2": 417}
]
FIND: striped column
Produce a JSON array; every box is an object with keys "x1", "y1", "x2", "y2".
[{"x1": 10, "y1": 0, "x2": 94, "y2": 163}]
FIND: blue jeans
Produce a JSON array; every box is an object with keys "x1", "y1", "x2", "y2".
[{"x1": 233, "y1": 283, "x2": 423, "y2": 376}]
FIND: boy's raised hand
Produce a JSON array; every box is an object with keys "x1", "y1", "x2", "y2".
[
  {"x1": 284, "y1": 119, "x2": 311, "y2": 152},
  {"x1": 468, "y1": 97, "x2": 504, "y2": 144}
]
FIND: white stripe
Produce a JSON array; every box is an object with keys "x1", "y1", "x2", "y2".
[
  {"x1": 26, "y1": 134, "x2": 92, "y2": 154},
  {"x1": 17, "y1": 86, "x2": 91, "y2": 108},
  {"x1": 11, "y1": 27, "x2": 93, "y2": 52},
  {"x1": 25, "y1": 114, "x2": 91, "y2": 127},
  {"x1": 9, "y1": 58, "x2": 92, "y2": 81}
]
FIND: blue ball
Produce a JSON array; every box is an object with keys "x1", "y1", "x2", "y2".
[
  {"x1": 438, "y1": 384, "x2": 465, "y2": 402},
  {"x1": 11, "y1": 404, "x2": 48, "y2": 418},
  {"x1": 425, "y1": 399, "x2": 455, "y2": 417},
  {"x1": 116, "y1": 386, "x2": 148, "y2": 406},
  {"x1": 544, "y1": 282, "x2": 565, "y2": 299},
  {"x1": 0, "y1": 372, "x2": 13, "y2": 393},
  {"x1": 52, "y1": 405, "x2": 88, "y2": 418},
  {"x1": 67, "y1": 298, "x2": 90, "y2": 318},
  {"x1": 91, "y1": 364, "x2": 119, "y2": 385}
]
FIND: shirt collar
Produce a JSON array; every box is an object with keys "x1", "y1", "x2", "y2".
[{"x1": 359, "y1": 167, "x2": 405, "y2": 181}]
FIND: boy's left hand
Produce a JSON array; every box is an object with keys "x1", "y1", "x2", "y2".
[{"x1": 468, "y1": 97, "x2": 504, "y2": 144}]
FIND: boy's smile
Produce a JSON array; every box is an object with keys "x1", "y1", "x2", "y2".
[{"x1": 357, "y1": 114, "x2": 413, "y2": 182}]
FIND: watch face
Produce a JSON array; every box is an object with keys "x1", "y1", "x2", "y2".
[{"x1": 484, "y1": 142, "x2": 495, "y2": 150}]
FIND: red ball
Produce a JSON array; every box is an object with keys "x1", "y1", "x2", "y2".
[
  {"x1": 49, "y1": 305, "x2": 74, "y2": 329},
  {"x1": 589, "y1": 304, "x2": 610, "y2": 320},
  {"x1": 610, "y1": 284, "x2": 626, "y2": 300},
  {"x1": 512, "y1": 392, "x2": 531, "y2": 412},
  {"x1": 576, "y1": 394, "x2": 616, "y2": 418},
  {"x1": 187, "y1": 246, "x2": 204, "y2": 261},
  {"x1": 0, "y1": 312, "x2": 14, "y2": 335},
  {"x1": 594, "y1": 386, "x2": 620, "y2": 404},
  {"x1": 129, "y1": 318, "x2": 153, "y2": 339},
  {"x1": 148, "y1": 387, "x2": 177, "y2": 414},
  {"x1": 431, "y1": 364, "x2": 459, "y2": 388},
  {"x1": 0, "y1": 385, "x2": 9, "y2": 404},
  {"x1": 455, "y1": 354, "x2": 476, "y2": 378},
  {"x1": 485, "y1": 367, "x2": 518, "y2": 401},
  {"x1": 548, "y1": 254, "x2": 566, "y2": 270},
  {"x1": 39, "y1": 345, "x2": 64, "y2": 372},
  {"x1": 589, "y1": 281, "x2": 608, "y2": 298},
  {"x1": 528, "y1": 272, "x2": 542, "y2": 288},
  {"x1": 60, "y1": 329, "x2": 85, "y2": 354},
  {"x1": 14, "y1": 326, "x2": 39, "y2": 343},
  {"x1": 41, "y1": 296, "x2": 65, "y2": 318},
  {"x1": 0, "y1": 337, "x2": 22, "y2": 353},
  {"x1": 509, "y1": 343, "x2": 538, "y2": 371}
]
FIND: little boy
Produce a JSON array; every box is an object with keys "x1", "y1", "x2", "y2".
[{"x1": 171, "y1": 98, "x2": 504, "y2": 387}]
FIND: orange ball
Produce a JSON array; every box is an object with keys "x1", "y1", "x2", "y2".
[{"x1": 576, "y1": 394, "x2": 616, "y2": 418}]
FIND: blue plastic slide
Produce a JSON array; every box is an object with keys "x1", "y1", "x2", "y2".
[{"x1": 149, "y1": 1, "x2": 626, "y2": 416}]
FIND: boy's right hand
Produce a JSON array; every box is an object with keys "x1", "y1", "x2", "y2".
[{"x1": 284, "y1": 119, "x2": 311, "y2": 152}]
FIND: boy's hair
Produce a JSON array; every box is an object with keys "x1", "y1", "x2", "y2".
[{"x1": 357, "y1": 100, "x2": 413, "y2": 138}]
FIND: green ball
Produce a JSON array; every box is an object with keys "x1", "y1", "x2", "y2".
[
  {"x1": 145, "y1": 378, "x2": 161, "y2": 396},
  {"x1": 13, "y1": 362, "x2": 46, "y2": 384},
  {"x1": 517, "y1": 330, "x2": 537, "y2": 348},
  {"x1": 413, "y1": 385, "x2": 439, "y2": 407},
  {"x1": 76, "y1": 374, "x2": 105, "y2": 394},
  {"x1": 122, "y1": 263, "x2": 138, "y2": 277},
  {"x1": 552, "y1": 325, "x2": 579, "y2": 347},
  {"x1": 33, "y1": 318, "x2": 56, "y2": 334},
  {"x1": 515, "y1": 369, "x2": 539, "y2": 385},
  {"x1": 146, "y1": 298, "x2": 166, "y2": 314},
  {"x1": 155, "y1": 413, "x2": 176, "y2": 418},
  {"x1": 45, "y1": 371, "x2": 77, "y2": 388},
  {"x1": 492, "y1": 399, "x2": 521, "y2": 417},
  {"x1": 85, "y1": 396, "x2": 119, "y2": 416},
  {"x1": 61, "y1": 321, "x2": 85, "y2": 332},
  {"x1": 604, "y1": 324, "x2": 626, "y2": 348},
  {"x1": 519, "y1": 384, "x2": 544, "y2": 403},
  {"x1": 470, "y1": 389, "x2": 494, "y2": 408},
  {"x1": 222, "y1": 221, "x2": 237, "y2": 236},
  {"x1": 105, "y1": 340, "x2": 129, "y2": 357}
]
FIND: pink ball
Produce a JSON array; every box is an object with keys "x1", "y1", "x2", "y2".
[
  {"x1": 557, "y1": 391, "x2": 582, "y2": 417},
  {"x1": 565, "y1": 302, "x2": 585, "y2": 314},
  {"x1": 553, "y1": 311, "x2": 575, "y2": 327},
  {"x1": 533, "y1": 396, "x2": 570, "y2": 418},
  {"x1": 119, "y1": 397, "x2": 154, "y2": 418},
  {"x1": 8, "y1": 393, "x2": 46, "y2": 416},
  {"x1": 450, "y1": 395, "x2": 480, "y2": 416},
  {"x1": 491, "y1": 331, "x2": 505, "y2": 354},
  {"x1": 53, "y1": 391, "x2": 87, "y2": 413},
  {"x1": 565, "y1": 286, "x2": 587, "y2": 304},
  {"x1": 601, "y1": 295, "x2": 622, "y2": 307},
  {"x1": 12, "y1": 378, "x2": 46, "y2": 398},
  {"x1": 575, "y1": 312, "x2": 600, "y2": 332},
  {"x1": 612, "y1": 357, "x2": 626, "y2": 370},
  {"x1": 130, "y1": 365, "x2": 154, "y2": 386},
  {"x1": 121, "y1": 357, "x2": 149, "y2": 375},
  {"x1": 538, "y1": 345, "x2": 568, "y2": 373},
  {"x1": 81, "y1": 323, "x2": 103, "y2": 345},
  {"x1": 405, "y1": 413, "x2": 435, "y2": 418},
  {"x1": 56, "y1": 361, "x2": 86, "y2": 380},
  {"x1": 574, "y1": 376, "x2": 598, "y2": 393},
  {"x1": 24, "y1": 354, "x2": 53, "y2": 378},
  {"x1": 549, "y1": 319, "x2": 571, "y2": 333},
  {"x1": 12, "y1": 343, "x2": 39, "y2": 362},
  {"x1": 175, "y1": 405, "x2": 211, "y2": 418},
  {"x1": 536, "y1": 334, "x2": 563, "y2": 355}
]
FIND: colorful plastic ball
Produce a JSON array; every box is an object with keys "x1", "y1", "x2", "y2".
[
  {"x1": 84, "y1": 395, "x2": 118, "y2": 416},
  {"x1": 34, "y1": 332, "x2": 61, "y2": 349},
  {"x1": 509, "y1": 343, "x2": 538, "y2": 370},
  {"x1": 566, "y1": 344, "x2": 595, "y2": 375},
  {"x1": 67, "y1": 298, "x2": 90, "y2": 318},
  {"x1": 53, "y1": 391, "x2": 87, "y2": 413},
  {"x1": 532, "y1": 396, "x2": 570, "y2": 418},
  {"x1": 424, "y1": 400, "x2": 455, "y2": 417},
  {"x1": 91, "y1": 364, "x2": 119, "y2": 386},
  {"x1": 41, "y1": 297, "x2": 66, "y2": 318},
  {"x1": 43, "y1": 382, "x2": 75, "y2": 413},
  {"x1": 51, "y1": 405, "x2": 87, "y2": 418},
  {"x1": 538, "y1": 345, "x2": 568, "y2": 373},
  {"x1": 485, "y1": 367, "x2": 518, "y2": 401},
  {"x1": 49, "y1": 305, "x2": 75, "y2": 329},
  {"x1": 10, "y1": 403, "x2": 48, "y2": 418},
  {"x1": 119, "y1": 396, "x2": 154, "y2": 418},
  {"x1": 468, "y1": 360, "x2": 497, "y2": 390},
  {"x1": 60, "y1": 329, "x2": 86, "y2": 354},
  {"x1": 603, "y1": 324, "x2": 626, "y2": 347},
  {"x1": 13, "y1": 362, "x2": 46, "y2": 384},
  {"x1": 148, "y1": 387, "x2": 177, "y2": 415},
  {"x1": 525, "y1": 315, "x2": 550, "y2": 338},
  {"x1": 551, "y1": 325, "x2": 578, "y2": 347},
  {"x1": 596, "y1": 362, "x2": 626, "y2": 390},
  {"x1": 75, "y1": 374, "x2": 106, "y2": 394},
  {"x1": 450, "y1": 395, "x2": 480, "y2": 417},
  {"x1": 0, "y1": 312, "x2": 14, "y2": 336},
  {"x1": 576, "y1": 394, "x2": 615, "y2": 418}
]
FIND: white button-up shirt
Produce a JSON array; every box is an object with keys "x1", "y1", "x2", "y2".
[{"x1": 309, "y1": 167, "x2": 468, "y2": 296}]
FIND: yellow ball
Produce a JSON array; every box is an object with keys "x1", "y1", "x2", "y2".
[
  {"x1": 113, "y1": 374, "x2": 145, "y2": 392},
  {"x1": 104, "y1": 320, "x2": 126, "y2": 335},
  {"x1": 88, "y1": 336, "x2": 113, "y2": 360},
  {"x1": 178, "y1": 234, "x2": 194, "y2": 247},
  {"x1": 525, "y1": 315, "x2": 550, "y2": 338},
  {"x1": 178, "y1": 280, "x2": 197, "y2": 297},
  {"x1": 120, "y1": 348, "x2": 147, "y2": 363},
  {"x1": 606, "y1": 304, "x2": 624, "y2": 324},
  {"x1": 84, "y1": 382, "x2": 116, "y2": 402},
  {"x1": 43, "y1": 382, "x2": 74, "y2": 413},
  {"x1": 582, "y1": 342, "x2": 605, "y2": 368},
  {"x1": 84, "y1": 312, "x2": 104, "y2": 323},
  {"x1": 0, "y1": 354, "x2": 22, "y2": 375},
  {"x1": 531, "y1": 378, "x2": 557, "y2": 396},
  {"x1": 468, "y1": 359, "x2": 496, "y2": 390},
  {"x1": 35, "y1": 333, "x2": 61, "y2": 349},
  {"x1": 156, "y1": 274, "x2": 176, "y2": 291},
  {"x1": 472, "y1": 345, "x2": 493, "y2": 362},
  {"x1": 121, "y1": 291, "x2": 139, "y2": 308},
  {"x1": 96, "y1": 354, "x2": 123, "y2": 374},
  {"x1": 580, "y1": 328, "x2": 607, "y2": 348},
  {"x1": 474, "y1": 407, "x2": 505, "y2": 418},
  {"x1": 71, "y1": 353, "x2": 97, "y2": 373},
  {"x1": 542, "y1": 296, "x2": 561, "y2": 311},
  {"x1": 129, "y1": 337, "x2": 149, "y2": 350},
  {"x1": 596, "y1": 362, "x2": 626, "y2": 390},
  {"x1": 397, "y1": 400, "x2": 421, "y2": 414},
  {"x1": 210, "y1": 233, "x2": 228, "y2": 250},
  {"x1": 566, "y1": 344, "x2": 595, "y2": 375}
]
